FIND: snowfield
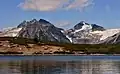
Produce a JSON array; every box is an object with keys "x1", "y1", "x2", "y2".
[
  {"x1": 3, "y1": 28, "x2": 22, "y2": 37},
  {"x1": 91, "y1": 29, "x2": 120, "y2": 40}
]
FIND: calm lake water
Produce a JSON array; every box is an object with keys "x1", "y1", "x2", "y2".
[{"x1": 0, "y1": 55, "x2": 120, "y2": 74}]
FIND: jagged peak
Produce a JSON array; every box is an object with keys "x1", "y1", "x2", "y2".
[
  {"x1": 17, "y1": 20, "x2": 28, "y2": 28},
  {"x1": 22, "y1": 20, "x2": 27, "y2": 23},
  {"x1": 30, "y1": 19, "x2": 37, "y2": 23},
  {"x1": 39, "y1": 19, "x2": 51, "y2": 24},
  {"x1": 80, "y1": 21, "x2": 85, "y2": 24},
  {"x1": 74, "y1": 21, "x2": 90, "y2": 30},
  {"x1": 17, "y1": 19, "x2": 53, "y2": 28},
  {"x1": 79, "y1": 21, "x2": 89, "y2": 25},
  {"x1": 73, "y1": 21, "x2": 105, "y2": 31},
  {"x1": 91, "y1": 24, "x2": 105, "y2": 31}
]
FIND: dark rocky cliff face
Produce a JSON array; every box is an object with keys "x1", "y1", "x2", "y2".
[
  {"x1": 91, "y1": 24, "x2": 105, "y2": 31},
  {"x1": 17, "y1": 19, "x2": 70, "y2": 43}
]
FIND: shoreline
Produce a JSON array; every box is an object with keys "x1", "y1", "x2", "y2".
[
  {"x1": 0, "y1": 54, "x2": 119, "y2": 56},
  {"x1": 1, "y1": 39, "x2": 120, "y2": 56}
]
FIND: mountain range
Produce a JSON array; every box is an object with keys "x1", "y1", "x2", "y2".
[{"x1": 1, "y1": 19, "x2": 120, "y2": 44}]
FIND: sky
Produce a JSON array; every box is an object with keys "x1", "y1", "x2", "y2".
[{"x1": 0, "y1": 0, "x2": 120, "y2": 30}]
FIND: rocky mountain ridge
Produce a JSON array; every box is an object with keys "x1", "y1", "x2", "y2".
[
  {"x1": 18, "y1": 19, "x2": 70, "y2": 43},
  {"x1": 1, "y1": 19, "x2": 120, "y2": 44}
]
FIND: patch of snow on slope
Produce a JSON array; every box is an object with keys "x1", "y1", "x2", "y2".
[
  {"x1": 91, "y1": 29, "x2": 120, "y2": 40},
  {"x1": 74, "y1": 22, "x2": 92, "y2": 33},
  {"x1": 51, "y1": 33, "x2": 58, "y2": 40},
  {"x1": 2, "y1": 27, "x2": 14, "y2": 32},
  {"x1": 4, "y1": 28, "x2": 22, "y2": 37},
  {"x1": 61, "y1": 30, "x2": 64, "y2": 33},
  {"x1": 66, "y1": 35, "x2": 72, "y2": 43}
]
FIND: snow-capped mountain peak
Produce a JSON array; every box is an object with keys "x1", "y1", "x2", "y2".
[
  {"x1": 80, "y1": 22, "x2": 92, "y2": 31},
  {"x1": 1, "y1": 19, "x2": 70, "y2": 43},
  {"x1": 74, "y1": 21, "x2": 92, "y2": 33},
  {"x1": 30, "y1": 19, "x2": 37, "y2": 24},
  {"x1": 65, "y1": 21, "x2": 115, "y2": 44}
]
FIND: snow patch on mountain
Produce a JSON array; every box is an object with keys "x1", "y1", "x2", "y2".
[
  {"x1": 3, "y1": 28, "x2": 22, "y2": 37},
  {"x1": 91, "y1": 29, "x2": 120, "y2": 40},
  {"x1": 66, "y1": 35, "x2": 72, "y2": 42},
  {"x1": 2, "y1": 27, "x2": 14, "y2": 32},
  {"x1": 51, "y1": 33, "x2": 58, "y2": 40},
  {"x1": 61, "y1": 30, "x2": 64, "y2": 33}
]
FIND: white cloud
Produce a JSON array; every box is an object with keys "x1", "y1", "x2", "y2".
[
  {"x1": 55, "y1": 21, "x2": 71, "y2": 27},
  {"x1": 18, "y1": 0, "x2": 69, "y2": 11},
  {"x1": 18, "y1": 0, "x2": 94, "y2": 11},
  {"x1": 65, "y1": 0, "x2": 94, "y2": 10}
]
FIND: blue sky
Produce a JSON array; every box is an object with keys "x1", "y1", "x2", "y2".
[{"x1": 0, "y1": 0, "x2": 120, "y2": 30}]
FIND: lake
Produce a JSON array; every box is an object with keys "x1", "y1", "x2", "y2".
[{"x1": 0, "y1": 55, "x2": 120, "y2": 74}]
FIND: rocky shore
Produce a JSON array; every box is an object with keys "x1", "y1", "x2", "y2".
[
  {"x1": 0, "y1": 37, "x2": 120, "y2": 55},
  {"x1": 0, "y1": 40, "x2": 74, "y2": 55}
]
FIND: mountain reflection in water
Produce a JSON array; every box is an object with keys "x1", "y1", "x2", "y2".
[{"x1": 0, "y1": 57, "x2": 120, "y2": 74}]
